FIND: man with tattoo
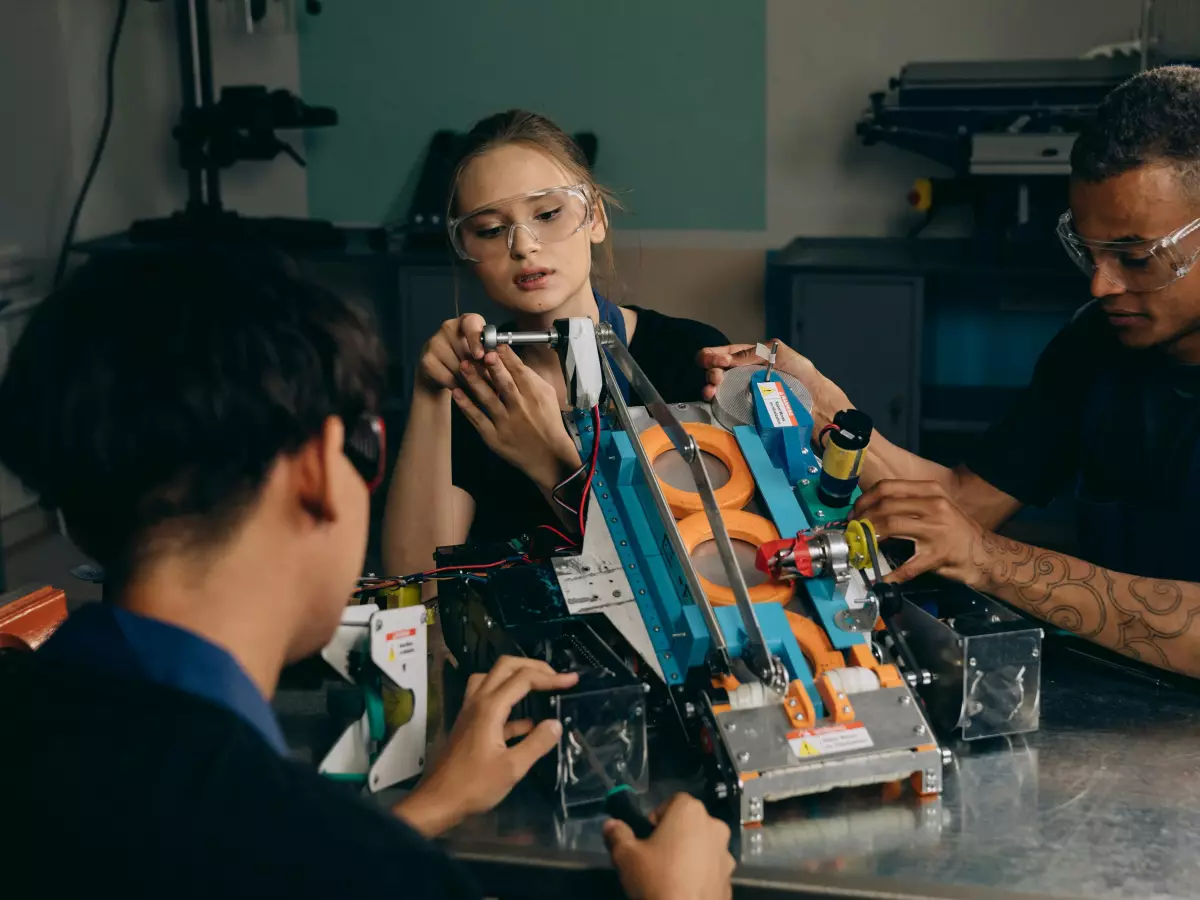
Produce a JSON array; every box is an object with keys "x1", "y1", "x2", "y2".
[{"x1": 701, "y1": 65, "x2": 1200, "y2": 679}]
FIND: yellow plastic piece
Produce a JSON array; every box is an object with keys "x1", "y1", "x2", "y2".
[
  {"x1": 381, "y1": 583, "x2": 440, "y2": 734},
  {"x1": 822, "y1": 441, "x2": 867, "y2": 482},
  {"x1": 844, "y1": 519, "x2": 879, "y2": 571},
  {"x1": 910, "y1": 178, "x2": 933, "y2": 212}
]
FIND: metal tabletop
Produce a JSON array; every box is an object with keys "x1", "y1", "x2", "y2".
[{"x1": 436, "y1": 652, "x2": 1200, "y2": 900}]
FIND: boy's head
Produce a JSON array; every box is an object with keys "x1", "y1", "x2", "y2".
[{"x1": 0, "y1": 248, "x2": 386, "y2": 659}]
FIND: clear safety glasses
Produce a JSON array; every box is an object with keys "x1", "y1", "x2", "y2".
[
  {"x1": 1057, "y1": 210, "x2": 1200, "y2": 292},
  {"x1": 448, "y1": 184, "x2": 592, "y2": 262}
]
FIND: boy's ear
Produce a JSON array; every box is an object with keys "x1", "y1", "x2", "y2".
[{"x1": 295, "y1": 417, "x2": 345, "y2": 522}]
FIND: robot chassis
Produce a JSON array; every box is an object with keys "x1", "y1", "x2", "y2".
[{"x1": 323, "y1": 318, "x2": 1043, "y2": 827}]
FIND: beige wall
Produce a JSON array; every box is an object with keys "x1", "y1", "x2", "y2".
[{"x1": 609, "y1": 246, "x2": 767, "y2": 345}]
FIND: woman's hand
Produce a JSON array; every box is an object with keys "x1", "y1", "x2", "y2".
[
  {"x1": 417, "y1": 314, "x2": 488, "y2": 395},
  {"x1": 452, "y1": 345, "x2": 582, "y2": 490}
]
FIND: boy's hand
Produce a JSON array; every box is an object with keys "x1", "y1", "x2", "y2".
[
  {"x1": 394, "y1": 656, "x2": 578, "y2": 838},
  {"x1": 604, "y1": 793, "x2": 735, "y2": 900}
]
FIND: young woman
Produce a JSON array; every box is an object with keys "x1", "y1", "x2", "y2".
[{"x1": 383, "y1": 110, "x2": 728, "y2": 576}]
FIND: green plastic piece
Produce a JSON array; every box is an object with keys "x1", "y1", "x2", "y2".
[
  {"x1": 324, "y1": 772, "x2": 368, "y2": 784},
  {"x1": 795, "y1": 478, "x2": 861, "y2": 526},
  {"x1": 364, "y1": 687, "x2": 386, "y2": 742}
]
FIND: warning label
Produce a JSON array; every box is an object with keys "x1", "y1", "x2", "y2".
[
  {"x1": 787, "y1": 723, "x2": 874, "y2": 759},
  {"x1": 385, "y1": 628, "x2": 417, "y2": 641},
  {"x1": 755, "y1": 382, "x2": 798, "y2": 429}
]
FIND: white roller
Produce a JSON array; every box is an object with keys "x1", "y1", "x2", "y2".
[
  {"x1": 728, "y1": 681, "x2": 770, "y2": 710},
  {"x1": 825, "y1": 666, "x2": 881, "y2": 695}
]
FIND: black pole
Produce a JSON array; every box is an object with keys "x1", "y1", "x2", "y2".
[
  {"x1": 192, "y1": 0, "x2": 223, "y2": 210},
  {"x1": 173, "y1": 0, "x2": 203, "y2": 210}
]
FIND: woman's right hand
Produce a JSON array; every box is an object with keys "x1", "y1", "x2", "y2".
[{"x1": 416, "y1": 314, "x2": 489, "y2": 394}]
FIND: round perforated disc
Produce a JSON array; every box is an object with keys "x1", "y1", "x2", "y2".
[{"x1": 712, "y1": 365, "x2": 812, "y2": 431}]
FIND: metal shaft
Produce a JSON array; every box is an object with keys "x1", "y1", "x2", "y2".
[
  {"x1": 482, "y1": 324, "x2": 557, "y2": 351},
  {"x1": 599, "y1": 326, "x2": 784, "y2": 691}
]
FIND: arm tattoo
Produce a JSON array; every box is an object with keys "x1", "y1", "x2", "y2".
[{"x1": 968, "y1": 535, "x2": 1200, "y2": 677}]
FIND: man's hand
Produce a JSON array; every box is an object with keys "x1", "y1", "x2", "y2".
[
  {"x1": 604, "y1": 793, "x2": 735, "y2": 900},
  {"x1": 394, "y1": 656, "x2": 578, "y2": 838},
  {"x1": 853, "y1": 480, "x2": 989, "y2": 587},
  {"x1": 696, "y1": 339, "x2": 850, "y2": 433},
  {"x1": 452, "y1": 345, "x2": 581, "y2": 491}
]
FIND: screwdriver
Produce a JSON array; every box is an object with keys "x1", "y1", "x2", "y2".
[{"x1": 571, "y1": 728, "x2": 655, "y2": 839}]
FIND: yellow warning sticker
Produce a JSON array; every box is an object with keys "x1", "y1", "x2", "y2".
[{"x1": 787, "y1": 723, "x2": 874, "y2": 760}]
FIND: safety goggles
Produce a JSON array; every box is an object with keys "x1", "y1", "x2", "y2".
[
  {"x1": 344, "y1": 413, "x2": 386, "y2": 493},
  {"x1": 1057, "y1": 210, "x2": 1200, "y2": 292},
  {"x1": 448, "y1": 184, "x2": 592, "y2": 262}
]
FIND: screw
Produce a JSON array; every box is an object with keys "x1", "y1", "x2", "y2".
[
  {"x1": 925, "y1": 769, "x2": 936, "y2": 780},
  {"x1": 602, "y1": 493, "x2": 609, "y2": 499},
  {"x1": 807, "y1": 466, "x2": 818, "y2": 475},
  {"x1": 582, "y1": 566, "x2": 590, "y2": 572},
  {"x1": 484, "y1": 616, "x2": 495, "y2": 629},
  {"x1": 737, "y1": 751, "x2": 751, "y2": 763},
  {"x1": 837, "y1": 692, "x2": 845, "y2": 700},
  {"x1": 815, "y1": 510, "x2": 825, "y2": 519},
  {"x1": 366, "y1": 572, "x2": 376, "y2": 578},
  {"x1": 941, "y1": 748, "x2": 953, "y2": 765},
  {"x1": 418, "y1": 756, "x2": 425, "y2": 766},
  {"x1": 374, "y1": 619, "x2": 382, "y2": 631},
  {"x1": 801, "y1": 479, "x2": 810, "y2": 486},
  {"x1": 726, "y1": 722, "x2": 737, "y2": 732},
  {"x1": 990, "y1": 615, "x2": 1001, "y2": 623},
  {"x1": 788, "y1": 698, "x2": 797, "y2": 708},
  {"x1": 749, "y1": 796, "x2": 761, "y2": 808},
  {"x1": 620, "y1": 540, "x2": 627, "y2": 547},
  {"x1": 715, "y1": 783, "x2": 729, "y2": 799},
  {"x1": 684, "y1": 702, "x2": 696, "y2": 718},
  {"x1": 677, "y1": 403, "x2": 687, "y2": 409},
  {"x1": 968, "y1": 657, "x2": 977, "y2": 667},
  {"x1": 914, "y1": 724, "x2": 927, "y2": 735},
  {"x1": 900, "y1": 695, "x2": 912, "y2": 705},
  {"x1": 664, "y1": 653, "x2": 672, "y2": 660},
  {"x1": 1032, "y1": 649, "x2": 1040, "y2": 658},
  {"x1": 639, "y1": 589, "x2": 646, "y2": 595},
  {"x1": 633, "y1": 706, "x2": 644, "y2": 717},
  {"x1": 842, "y1": 706, "x2": 851, "y2": 714},
  {"x1": 653, "y1": 625, "x2": 660, "y2": 632},
  {"x1": 613, "y1": 590, "x2": 622, "y2": 598},
  {"x1": 615, "y1": 760, "x2": 626, "y2": 771}
]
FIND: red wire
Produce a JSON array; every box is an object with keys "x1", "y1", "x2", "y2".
[
  {"x1": 420, "y1": 557, "x2": 518, "y2": 577},
  {"x1": 578, "y1": 405, "x2": 602, "y2": 538},
  {"x1": 537, "y1": 524, "x2": 577, "y2": 547},
  {"x1": 818, "y1": 423, "x2": 837, "y2": 449}
]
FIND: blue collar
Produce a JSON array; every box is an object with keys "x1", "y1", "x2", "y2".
[{"x1": 38, "y1": 603, "x2": 287, "y2": 755}]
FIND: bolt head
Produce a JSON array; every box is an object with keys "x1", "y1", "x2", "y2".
[
  {"x1": 842, "y1": 706, "x2": 851, "y2": 714},
  {"x1": 726, "y1": 722, "x2": 737, "y2": 732},
  {"x1": 914, "y1": 724, "x2": 927, "y2": 735},
  {"x1": 373, "y1": 619, "x2": 382, "y2": 631},
  {"x1": 925, "y1": 769, "x2": 936, "y2": 780},
  {"x1": 787, "y1": 698, "x2": 797, "y2": 708},
  {"x1": 613, "y1": 590, "x2": 622, "y2": 598},
  {"x1": 968, "y1": 657, "x2": 977, "y2": 667},
  {"x1": 900, "y1": 695, "x2": 912, "y2": 705},
  {"x1": 737, "y1": 751, "x2": 751, "y2": 763},
  {"x1": 815, "y1": 510, "x2": 826, "y2": 519},
  {"x1": 801, "y1": 479, "x2": 811, "y2": 486},
  {"x1": 807, "y1": 466, "x2": 818, "y2": 475},
  {"x1": 1032, "y1": 649, "x2": 1040, "y2": 658}
]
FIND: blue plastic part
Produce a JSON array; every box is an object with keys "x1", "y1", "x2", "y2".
[
  {"x1": 679, "y1": 604, "x2": 825, "y2": 719},
  {"x1": 576, "y1": 412, "x2": 687, "y2": 684},
  {"x1": 734, "y1": 427, "x2": 866, "y2": 652},
  {"x1": 749, "y1": 370, "x2": 813, "y2": 484}
]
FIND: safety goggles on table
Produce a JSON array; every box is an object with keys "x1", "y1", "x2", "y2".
[
  {"x1": 448, "y1": 184, "x2": 593, "y2": 262},
  {"x1": 345, "y1": 413, "x2": 386, "y2": 493},
  {"x1": 1057, "y1": 210, "x2": 1200, "y2": 292}
]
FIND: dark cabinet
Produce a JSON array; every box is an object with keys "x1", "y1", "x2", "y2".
[{"x1": 789, "y1": 275, "x2": 923, "y2": 450}]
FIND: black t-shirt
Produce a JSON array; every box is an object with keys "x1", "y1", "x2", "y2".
[
  {"x1": 964, "y1": 301, "x2": 1200, "y2": 507},
  {"x1": 453, "y1": 306, "x2": 728, "y2": 543},
  {"x1": 0, "y1": 651, "x2": 480, "y2": 899}
]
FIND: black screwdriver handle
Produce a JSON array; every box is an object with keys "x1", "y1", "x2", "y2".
[{"x1": 606, "y1": 785, "x2": 655, "y2": 840}]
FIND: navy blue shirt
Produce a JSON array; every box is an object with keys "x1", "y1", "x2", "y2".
[{"x1": 38, "y1": 602, "x2": 287, "y2": 754}]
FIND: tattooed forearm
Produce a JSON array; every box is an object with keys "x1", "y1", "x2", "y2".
[{"x1": 968, "y1": 535, "x2": 1200, "y2": 678}]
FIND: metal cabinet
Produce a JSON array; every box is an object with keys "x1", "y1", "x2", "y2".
[{"x1": 789, "y1": 275, "x2": 923, "y2": 451}]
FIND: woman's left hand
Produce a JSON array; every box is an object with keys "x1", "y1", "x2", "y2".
[{"x1": 453, "y1": 345, "x2": 581, "y2": 490}]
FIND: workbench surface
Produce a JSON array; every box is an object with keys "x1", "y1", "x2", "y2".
[{"x1": 435, "y1": 652, "x2": 1200, "y2": 900}]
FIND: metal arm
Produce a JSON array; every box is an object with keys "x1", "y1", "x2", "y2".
[{"x1": 596, "y1": 325, "x2": 787, "y2": 693}]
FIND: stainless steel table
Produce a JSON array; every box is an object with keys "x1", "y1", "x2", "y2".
[{"x1": 437, "y1": 653, "x2": 1200, "y2": 900}]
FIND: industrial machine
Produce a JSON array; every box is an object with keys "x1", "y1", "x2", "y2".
[{"x1": 412, "y1": 320, "x2": 1043, "y2": 827}]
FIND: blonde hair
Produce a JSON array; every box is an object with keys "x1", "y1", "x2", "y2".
[{"x1": 449, "y1": 110, "x2": 621, "y2": 294}]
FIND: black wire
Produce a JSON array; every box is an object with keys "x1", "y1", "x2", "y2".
[{"x1": 53, "y1": 0, "x2": 130, "y2": 288}]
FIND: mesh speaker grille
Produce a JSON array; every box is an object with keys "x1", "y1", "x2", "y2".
[{"x1": 711, "y1": 365, "x2": 813, "y2": 431}]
